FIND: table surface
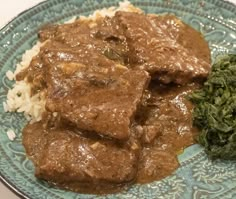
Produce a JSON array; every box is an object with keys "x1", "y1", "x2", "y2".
[{"x1": 0, "y1": 0, "x2": 236, "y2": 198}]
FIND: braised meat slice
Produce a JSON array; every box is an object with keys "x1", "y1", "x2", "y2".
[
  {"x1": 42, "y1": 43, "x2": 150, "y2": 140},
  {"x1": 39, "y1": 18, "x2": 129, "y2": 64},
  {"x1": 23, "y1": 121, "x2": 139, "y2": 194},
  {"x1": 114, "y1": 11, "x2": 211, "y2": 84},
  {"x1": 17, "y1": 18, "x2": 129, "y2": 91},
  {"x1": 137, "y1": 148, "x2": 179, "y2": 183},
  {"x1": 147, "y1": 14, "x2": 211, "y2": 64},
  {"x1": 137, "y1": 83, "x2": 199, "y2": 146},
  {"x1": 135, "y1": 83, "x2": 199, "y2": 183}
]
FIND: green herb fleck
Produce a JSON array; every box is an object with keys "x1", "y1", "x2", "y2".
[
  {"x1": 103, "y1": 48, "x2": 124, "y2": 64},
  {"x1": 17, "y1": 92, "x2": 22, "y2": 97}
]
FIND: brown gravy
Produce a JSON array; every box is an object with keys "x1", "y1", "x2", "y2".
[
  {"x1": 20, "y1": 10, "x2": 210, "y2": 194},
  {"x1": 136, "y1": 83, "x2": 199, "y2": 183}
]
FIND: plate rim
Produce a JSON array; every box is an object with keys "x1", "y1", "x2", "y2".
[{"x1": 0, "y1": 171, "x2": 30, "y2": 199}]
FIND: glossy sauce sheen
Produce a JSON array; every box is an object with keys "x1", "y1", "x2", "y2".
[
  {"x1": 136, "y1": 83, "x2": 199, "y2": 183},
  {"x1": 21, "y1": 11, "x2": 211, "y2": 194}
]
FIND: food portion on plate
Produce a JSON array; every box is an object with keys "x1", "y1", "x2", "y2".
[
  {"x1": 3, "y1": 0, "x2": 216, "y2": 194},
  {"x1": 189, "y1": 54, "x2": 236, "y2": 160}
]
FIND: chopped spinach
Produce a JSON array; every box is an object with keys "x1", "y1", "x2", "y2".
[{"x1": 189, "y1": 54, "x2": 236, "y2": 159}]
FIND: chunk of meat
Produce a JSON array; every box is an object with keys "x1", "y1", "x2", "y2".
[
  {"x1": 148, "y1": 83, "x2": 198, "y2": 149},
  {"x1": 42, "y1": 45, "x2": 150, "y2": 140},
  {"x1": 19, "y1": 21, "x2": 150, "y2": 141},
  {"x1": 147, "y1": 14, "x2": 211, "y2": 63},
  {"x1": 136, "y1": 83, "x2": 199, "y2": 151},
  {"x1": 40, "y1": 18, "x2": 129, "y2": 64},
  {"x1": 22, "y1": 121, "x2": 47, "y2": 166},
  {"x1": 114, "y1": 11, "x2": 211, "y2": 84},
  {"x1": 17, "y1": 19, "x2": 129, "y2": 90},
  {"x1": 46, "y1": 68, "x2": 149, "y2": 140},
  {"x1": 137, "y1": 148, "x2": 179, "y2": 183},
  {"x1": 23, "y1": 121, "x2": 139, "y2": 194}
]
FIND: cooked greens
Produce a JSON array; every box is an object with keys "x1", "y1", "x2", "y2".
[{"x1": 189, "y1": 54, "x2": 236, "y2": 159}]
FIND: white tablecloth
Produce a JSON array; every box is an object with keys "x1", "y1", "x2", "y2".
[{"x1": 0, "y1": 0, "x2": 235, "y2": 198}]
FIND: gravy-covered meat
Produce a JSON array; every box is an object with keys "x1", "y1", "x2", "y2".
[
  {"x1": 137, "y1": 149, "x2": 179, "y2": 183},
  {"x1": 114, "y1": 11, "x2": 210, "y2": 84},
  {"x1": 20, "y1": 4, "x2": 211, "y2": 194},
  {"x1": 46, "y1": 66, "x2": 149, "y2": 140},
  {"x1": 146, "y1": 83, "x2": 198, "y2": 145},
  {"x1": 136, "y1": 83, "x2": 199, "y2": 183},
  {"x1": 19, "y1": 20, "x2": 150, "y2": 140},
  {"x1": 43, "y1": 44, "x2": 150, "y2": 139},
  {"x1": 148, "y1": 14, "x2": 210, "y2": 64},
  {"x1": 23, "y1": 121, "x2": 139, "y2": 194},
  {"x1": 17, "y1": 18, "x2": 129, "y2": 88}
]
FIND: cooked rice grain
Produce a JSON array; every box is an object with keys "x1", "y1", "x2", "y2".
[{"x1": 6, "y1": 129, "x2": 16, "y2": 141}]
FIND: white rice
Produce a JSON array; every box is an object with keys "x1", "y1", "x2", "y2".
[
  {"x1": 4, "y1": 41, "x2": 45, "y2": 123},
  {"x1": 79, "y1": 0, "x2": 142, "y2": 21},
  {"x1": 6, "y1": 129, "x2": 16, "y2": 141},
  {"x1": 3, "y1": 1, "x2": 140, "y2": 124}
]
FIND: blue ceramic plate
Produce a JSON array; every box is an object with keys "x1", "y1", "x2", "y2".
[{"x1": 0, "y1": 0, "x2": 236, "y2": 198}]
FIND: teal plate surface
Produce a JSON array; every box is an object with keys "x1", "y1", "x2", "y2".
[{"x1": 0, "y1": 0, "x2": 236, "y2": 198}]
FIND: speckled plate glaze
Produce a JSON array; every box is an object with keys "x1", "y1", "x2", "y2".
[{"x1": 0, "y1": 0, "x2": 236, "y2": 199}]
